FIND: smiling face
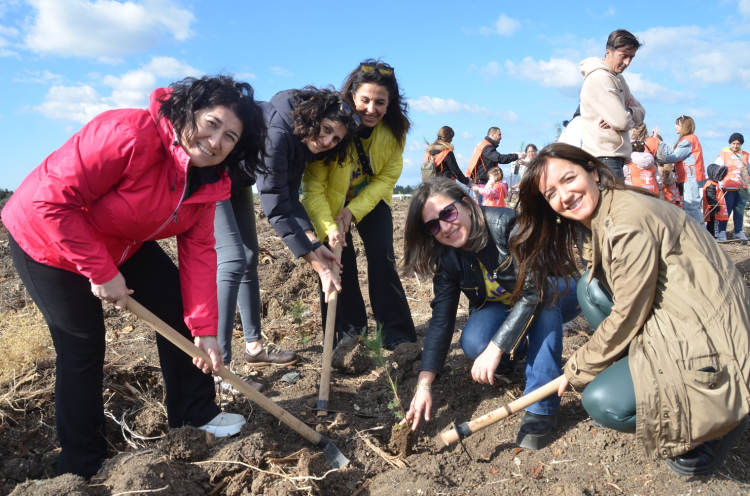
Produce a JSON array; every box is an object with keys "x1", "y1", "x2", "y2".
[
  {"x1": 181, "y1": 105, "x2": 243, "y2": 168},
  {"x1": 352, "y1": 83, "x2": 389, "y2": 128},
  {"x1": 305, "y1": 118, "x2": 347, "y2": 154},
  {"x1": 540, "y1": 157, "x2": 601, "y2": 229},
  {"x1": 421, "y1": 194, "x2": 472, "y2": 249},
  {"x1": 526, "y1": 147, "x2": 537, "y2": 161},
  {"x1": 604, "y1": 47, "x2": 637, "y2": 74},
  {"x1": 730, "y1": 140, "x2": 742, "y2": 153}
]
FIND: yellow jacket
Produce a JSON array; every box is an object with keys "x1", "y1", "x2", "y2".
[{"x1": 301, "y1": 121, "x2": 404, "y2": 241}]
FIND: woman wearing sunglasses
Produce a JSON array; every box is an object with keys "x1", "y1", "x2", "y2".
[
  {"x1": 302, "y1": 60, "x2": 416, "y2": 349},
  {"x1": 214, "y1": 87, "x2": 360, "y2": 386},
  {"x1": 398, "y1": 177, "x2": 580, "y2": 450}
]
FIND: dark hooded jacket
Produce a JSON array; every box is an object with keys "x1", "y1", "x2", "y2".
[
  {"x1": 704, "y1": 163, "x2": 729, "y2": 222},
  {"x1": 476, "y1": 137, "x2": 519, "y2": 183},
  {"x1": 241, "y1": 90, "x2": 316, "y2": 258},
  {"x1": 426, "y1": 141, "x2": 470, "y2": 185}
]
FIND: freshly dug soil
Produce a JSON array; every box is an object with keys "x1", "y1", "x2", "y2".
[{"x1": 1, "y1": 199, "x2": 749, "y2": 495}]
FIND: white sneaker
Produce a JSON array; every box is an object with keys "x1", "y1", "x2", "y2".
[
  {"x1": 199, "y1": 412, "x2": 246, "y2": 437},
  {"x1": 717, "y1": 231, "x2": 728, "y2": 242},
  {"x1": 734, "y1": 231, "x2": 748, "y2": 241}
]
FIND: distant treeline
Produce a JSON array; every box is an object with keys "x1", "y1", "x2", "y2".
[
  {"x1": 0, "y1": 189, "x2": 13, "y2": 212},
  {"x1": 393, "y1": 185, "x2": 414, "y2": 195}
]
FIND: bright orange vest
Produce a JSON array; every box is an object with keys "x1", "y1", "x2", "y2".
[
  {"x1": 481, "y1": 182, "x2": 507, "y2": 207},
  {"x1": 465, "y1": 139, "x2": 492, "y2": 180},
  {"x1": 719, "y1": 150, "x2": 749, "y2": 190},
  {"x1": 628, "y1": 162, "x2": 659, "y2": 195},
  {"x1": 662, "y1": 182, "x2": 683, "y2": 208},
  {"x1": 424, "y1": 148, "x2": 452, "y2": 175},
  {"x1": 642, "y1": 137, "x2": 660, "y2": 157},
  {"x1": 674, "y1": 134, "x2": 705, "y2": 183},
  {"x1": 702, "y1": 180, "x2": 728, "y2": 221}
]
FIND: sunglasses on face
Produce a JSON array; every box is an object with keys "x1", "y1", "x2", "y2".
[
  {"x1": 423, "y1": 199, "x2": 461, "y2": 235},
  {"x1": 360, "y1": 63, "x2": 395, "y2": 76},
  {"x1": 339, "y1": 102, "x2": 362, "y2": 127}
]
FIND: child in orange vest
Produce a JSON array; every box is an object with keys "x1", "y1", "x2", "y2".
[
  {"x1": 624, "y1": 140, "x2": 663, "y2": 196},
  {"x1": 703, "y1": 163, "x2": 729, "y2": 240},
  {"x1": 473, "y1": 167, "x2": 507, "y2": 207}
]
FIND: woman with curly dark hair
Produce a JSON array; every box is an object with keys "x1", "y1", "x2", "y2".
[
  {"x1": 2, "y1": 75, "x2": 267, "y2": 477},
  {"x1": 302, "y1": 59, "x2": 417, "y2": 349},
  {"x1": 214, "y1": 86, "x2": 360, "y2": 382}
]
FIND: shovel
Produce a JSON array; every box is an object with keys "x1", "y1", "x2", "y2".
[
  {"x1": 126, "y1": 297, "x2": 350, "y2": 469},
  {"x1": 316, "y1": 221, "x2": 344, "y2": 416},
  {"x1": 441, "y1": 375, "x2": 564, "y2": 445}
]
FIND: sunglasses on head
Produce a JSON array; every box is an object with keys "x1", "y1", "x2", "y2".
[
  {"x1": 360, "y1": 63, "x2": 394, "y2": 76},
  {"x1": 339, "y1": 102, "x2": 362, "y2": 127},
  {"x1": 423, "y1": 199, "x2": 462, "y2": 235}
]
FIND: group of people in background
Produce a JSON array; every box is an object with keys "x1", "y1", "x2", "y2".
[{"x1": 4, "y1": 26, "x2": 749, "y2": 484}]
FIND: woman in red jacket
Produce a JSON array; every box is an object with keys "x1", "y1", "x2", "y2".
[{"x1": 1, "y1": 75, "x2": 267, "y2": 478}]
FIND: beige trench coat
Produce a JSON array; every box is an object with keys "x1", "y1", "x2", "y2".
[{"x1": 565, "y1": 189, "x2": 750, "y2": 460}]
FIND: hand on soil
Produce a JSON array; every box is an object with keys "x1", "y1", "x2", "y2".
[
  {"x1": 193, "y1": 336, "x2": 223, "y2": 374},
  {"x1": 403, "y1": 389, "x2": 432, "y2": 431},
  {"x1": 471, "y1": 343, "x2": 503, "y2": 385},
  {"x1": 90, "y1": 271, "x2": 133, "y2": 310}
]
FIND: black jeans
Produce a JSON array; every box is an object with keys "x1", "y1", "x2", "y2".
[
  {"x1": 319, "y1": 200, "x2": 416, "y2": 347},
  {"x1": 597, "y1": 157, "x2": 626, "y2": 181},
  {"x1": 9, "y1": 237, "x2": 220, "y2": 478}
]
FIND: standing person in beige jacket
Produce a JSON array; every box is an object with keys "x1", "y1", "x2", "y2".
[
  {"x1": 580, "y1": 29, "x2": 645, "y2": 180},
  {"x1": 513, "y1": 143, "x2": 750, "y2": 477}
]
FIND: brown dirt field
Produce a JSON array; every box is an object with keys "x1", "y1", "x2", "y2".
[{"x1": 1, "y1": 199, "x2": 750, "y2": 495}]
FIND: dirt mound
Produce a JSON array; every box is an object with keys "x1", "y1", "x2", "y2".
[{"x1": 1, "y1": 200, "x2": 750, "y2": 495}]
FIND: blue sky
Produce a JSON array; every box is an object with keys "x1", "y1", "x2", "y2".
[{"x1": 1, "y1": 0, "x2": 749, "y2": 190}]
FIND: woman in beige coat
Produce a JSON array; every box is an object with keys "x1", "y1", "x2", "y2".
[{"x1": 511, "y1": 142, "x2": 750, "y2": 477}]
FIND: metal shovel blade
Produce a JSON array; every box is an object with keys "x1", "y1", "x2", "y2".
[{"x1": 316, "y1": 435, "x2": 350, "y2": 469}]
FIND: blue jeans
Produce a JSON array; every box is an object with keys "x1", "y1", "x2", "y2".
[
  {"x1": 682, "y1": 168, "x2": 704, "y2": 226},
  {"x1": 459, "y1": 277, "x2": 581, "y2": 415},
  {"x1": 598, "y1": 157, "x2": 625, "y2": 181},
  {"x1": 214, "y1": 187, "x2": 261, "y2": 364},
  {"x1": 719, "y1": 190, "x2": 746, "y2": 234}
]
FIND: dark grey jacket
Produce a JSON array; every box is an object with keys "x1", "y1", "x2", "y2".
[
  {"x1": 251, "y1": 90, "x2": 316, "y2": 258},
  {"x1": 420, "y1": 207, "x2": 542, "y2": 375}
]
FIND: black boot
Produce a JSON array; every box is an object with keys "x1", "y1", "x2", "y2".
[
  {"x1": 516, "y1": 411, "x2": 557, "y2": 450},
  {"x1": 667, "y1": 415, "x2": 749, "y2": 476}
]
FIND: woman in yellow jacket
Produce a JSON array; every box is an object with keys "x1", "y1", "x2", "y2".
[{"x1": 302, "y1": 59, "x2": 416, "y2": 349}]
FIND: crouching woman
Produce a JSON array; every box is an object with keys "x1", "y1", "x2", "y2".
[
  {"x1": 513, "y1": 142, "x2": 750, "y2": 476},
  {"x1": 400, "y1": 177, "x2": 580, "y2": 450}
]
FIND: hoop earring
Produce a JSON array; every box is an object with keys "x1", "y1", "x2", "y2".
[
  {"x1": 599, "y1": 182, "x2": 605, "y2": 191},
  {"x1": 556, "y1": 216, "x2": 561, "y2": 224}
]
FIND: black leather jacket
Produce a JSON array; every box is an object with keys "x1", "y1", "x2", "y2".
[{"x1": 420, "y1": 207, "x2": 542, "y2": 375}]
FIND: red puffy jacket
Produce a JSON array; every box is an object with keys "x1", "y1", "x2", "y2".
[{"x1": 1, "y1": 88, "x2": 231, "y2": 336}]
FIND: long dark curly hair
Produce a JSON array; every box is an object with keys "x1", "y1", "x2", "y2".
[
  {"x1": 158, "y1": 75, "x2": 268, "y2": 177},
  {"x1": 340, "y1": 58, "x2": 411, "y2": 145},
  {"x1": 289, "y1": 86, "x2": 360, "y2": 164},
  {"x1": 510, "y1": 142, "x2": 653, "y2": 303}
]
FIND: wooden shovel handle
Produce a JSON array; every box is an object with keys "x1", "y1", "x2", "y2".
[
  {"x1": 441, "y1": 375, "x2": 564, "y2": 445},
  {"x1": 317, "y1": 221, "x2": 345, "y2": 415},
  {"x1": 126, "y1": 297, "x2": 323, "y2": 446}
]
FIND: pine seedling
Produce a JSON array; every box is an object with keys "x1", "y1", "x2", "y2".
[{"x1": 362, "y1": 323, "x2": 407, "y2": 421}]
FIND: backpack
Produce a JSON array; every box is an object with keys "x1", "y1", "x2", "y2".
[{"x1": 421, "y1": 155, "x2": 436, "y2": 181}]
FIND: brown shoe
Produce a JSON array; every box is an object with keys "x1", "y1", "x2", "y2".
[{"x1": 244, "y1": 348, "x2": 299, "y2": 367}]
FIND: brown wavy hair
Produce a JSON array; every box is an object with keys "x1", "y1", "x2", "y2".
[
  {"x1": 402, "y1": 178, "x2": 488, "y2": 278},
  {"x1": 674, "y1": 115, "x2": 696, "y2": 147},
  {"x1": 341, "y1": 58, "x2": 411, "y2": 146},
  {"x1": 510, "y1": 143, "x2": 653, "y2": 302},
  {"x1": 289, "y1": 86, "x2": 360, "y2": 164}
]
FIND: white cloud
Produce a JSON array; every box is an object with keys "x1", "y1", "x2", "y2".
[
  {"x1": 407, "y1": 140, "x2": 424, "y2": 152},
  {"x1": 33, "y1": 56, "x2": 199, "y2": 123},
  {"x1": 603, "y1": 5, "x2": 616, "y2": 16},
  {"x1": 504, "y1": 57, "x2": 581, "y2": 88},
  {"x1": 469, "y1": 61, "x2": 502, "y2": 81},
  {"x1": 624, "y1": 72, "x2": 689, "y2": 105},
  {"x1": 461, "y1": 131, "x2": 474, "y2": 141},
  {"x1": 0, "y1": 23, "x2": 19, "y2": 56},
  {"x1": 740, "y1": 0, "x2": 750, "y2": 18},
  {"x1": 403, "y1": 158, "x2": 413, "y2": 168},
  {"x1": 13, "y1": 69, "x2": 65, "y2": 84},
  {"x1": 409, "y1": 96, "x2": 491, "y2": 116},
  {"x1": 269, "y1": 66, "x2": 293, "y2": 77},
  {"x1": 24, "y1": 0, "x2": 194, "y2": 59},
  {"x1": 233, "y1": 72, "x2": 257, "y2": 81},
  {"x1": 479, "y1": 13, "x2": 521, "y2": 36}
]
